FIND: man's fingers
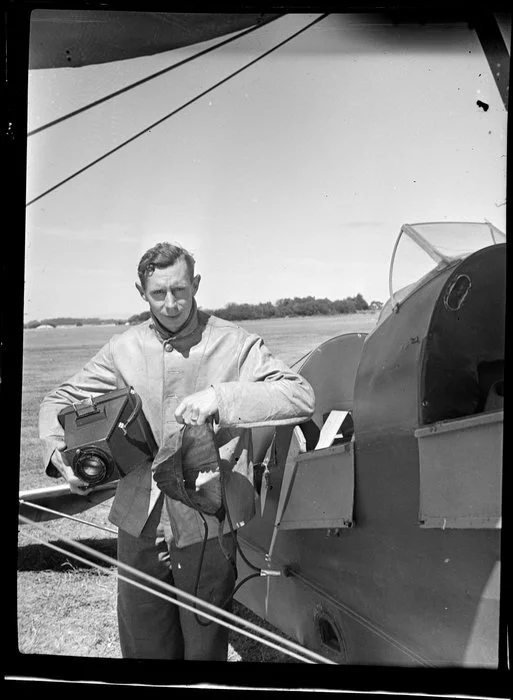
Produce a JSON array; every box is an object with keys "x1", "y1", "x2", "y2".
[
  {"x1": 174, "y1": 388, "x2": 218, "y2": 425},
  {"x1": 178, "y1": 407, "x2": 206, "y2": 425},
  {"x1": 51, "y1": 447, "x2": 69, "y2": 470},
  {"x1": 174, "y1": 400, "x2": 198, "y2": 425},
  {"x1": 68, "y1": 481, "x2": 94, "y2": 495},
  {"x1": 51, "y1": 449, "x2": 93, "y2": 494},
  {"x1": 66, "y1": 470, "x2": 94, "y2": 495},
  {"x1": 174, "y1": 402, "x2": 186, "y2": 424},
  {"x1": 194, "y1": 409, "x2": 210, "y2": 425}
]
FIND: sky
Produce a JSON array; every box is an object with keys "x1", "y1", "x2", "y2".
[{"x1": 24, "y1": 12, "x2": 509, "y2": 321}]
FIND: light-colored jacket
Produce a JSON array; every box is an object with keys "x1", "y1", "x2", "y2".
[{"x1": 39, "y1": 310, "x2": 315, "y2": 546}]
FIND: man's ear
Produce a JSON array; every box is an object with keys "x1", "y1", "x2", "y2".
[
  {"x1": 192, "y1": 274, "x2": 201, "y2": 296},
  {"x1": 135, "y1": 281, "x2": 147, "y2": 301}
]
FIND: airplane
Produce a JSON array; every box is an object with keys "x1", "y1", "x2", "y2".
[
  {"x1": 243, "y1": 220, "x2": 506, "y2": 666},
  {"x1": 18, "y1": 219, "x2": 506, "y2": 667},
  {"x1": 16, "y1": 10, "x2": 508, "y2": 668},
  {"x1": 27, "y1": 11, "x2": 283, "y2": 70}
]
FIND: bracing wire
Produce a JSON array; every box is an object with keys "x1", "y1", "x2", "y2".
[
  {"x1": 18, "y1": 500, "x2": 431, "y2": 665},
  {"x1": 20, "y1": 483, "x2": 269, "y2": 627},
  {"x1": 25, "y1": 13, "x2": 329, "y2": 208},
  {"x1": 18, "y1": 513, "x2": 336, "y2": 664},
  {"x1": 27, "y1": 14, "x2": 285, "y2": 138},
  {"x1": 19, "y1": 528, "x2": 312, "y2": 663},
  {"x1": 19, "y1": 499, "x2": 118, "y2": 535}
]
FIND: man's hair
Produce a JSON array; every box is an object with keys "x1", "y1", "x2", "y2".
[{"x1": 137, "y1": 242, "x2": 196, "y2": 288}]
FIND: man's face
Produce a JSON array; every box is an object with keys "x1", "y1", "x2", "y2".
[{"x1": 136, "y1": 258, "x2": 200, "y2": 333}]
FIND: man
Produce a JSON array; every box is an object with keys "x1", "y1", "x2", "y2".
[{"x1": 39, "y1": 242, "x2": 315, "y2": 661}]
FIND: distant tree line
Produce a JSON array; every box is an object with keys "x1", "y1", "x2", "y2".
[
  {"x1": 24, "y1": 317, "x2": 127, "y2": 329},
  {"x1": 25, "y1": 296, "x2": 383, "y2": 329},
  {"x1": 127, "y1": 294, "x2": 381, "y2": 325}
]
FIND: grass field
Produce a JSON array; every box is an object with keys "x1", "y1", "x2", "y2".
[{"x1": 17, "y1": 312, "x2": 378, "y2": 661}]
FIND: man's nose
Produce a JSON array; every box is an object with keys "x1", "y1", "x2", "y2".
[{"x1": 164, "y1": 291, "x2": 176, "y2": 306}]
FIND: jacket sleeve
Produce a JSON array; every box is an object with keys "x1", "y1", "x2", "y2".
[
  {"x1": 39, "y1": 339, "x2": 120, "y2": 476},
  {"x1": 212, "y1": 333, "x2": 315, "y2": 428}
]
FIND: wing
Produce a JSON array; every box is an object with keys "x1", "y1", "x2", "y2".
[{"x1": 29, "y1": 11, "x2": 282, "y2": 69}]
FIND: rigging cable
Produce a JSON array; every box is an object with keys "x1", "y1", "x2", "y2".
[
  {"x1": 18, "y1": 513, "x2": 336, "y2": 664},
  {"x1": 19, "y1": 498, "x2": 262, "y2": 628},
  {"x1": 18, "y1": 499, "x2": 118, "y2": 534},
  {"x1": 27, "y1": 14, "x2": 285, "y2": 137},
  {"x1": 25, "y1": 13, "x2": 329, "y2": 208},
  {"x1": 18, "y1": 499, "x2": 437, "y2": 666},
  {"x1": 18, "y1": 498, "x2": 433, "y2": 665}
]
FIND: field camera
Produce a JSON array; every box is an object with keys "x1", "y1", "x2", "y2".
[{"x1": 58, "y1": 387, "x2": 157, "y2": 486}]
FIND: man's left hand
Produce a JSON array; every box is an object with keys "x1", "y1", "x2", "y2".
[{"x1": 175, "y1": 387, "x2": 219, "y2": 425}]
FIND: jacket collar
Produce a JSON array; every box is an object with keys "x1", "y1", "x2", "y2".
[{"x1": 149, "y1": 301, "x2": 200, "y2": 343}]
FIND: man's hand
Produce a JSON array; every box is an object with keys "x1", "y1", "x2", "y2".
[
  {"x1": 175, "y1": 387, "x2": 219, "y2": 425},
  {"x1": 49, "y1": 438, "x2": 94, "y2": 495}
]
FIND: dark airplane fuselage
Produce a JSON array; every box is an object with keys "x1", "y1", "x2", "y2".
[{"x1": 237, "y1": 244, "x2": 504, "y2": 666}]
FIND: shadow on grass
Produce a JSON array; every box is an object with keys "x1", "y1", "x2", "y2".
[
  {"x1": 18, "y1": 537, "x2": 118, "y2": 572},
  {"x1": 18, "y1": 539, "x2": 298, "y2": 662}
]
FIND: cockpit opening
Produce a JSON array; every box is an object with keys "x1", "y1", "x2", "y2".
[
  {"x1": 478, "y1": 360, "x2": 504, "y2": 413},
  {"x1": 419, "y1": 243, "x2": 505, "y2": 426}
]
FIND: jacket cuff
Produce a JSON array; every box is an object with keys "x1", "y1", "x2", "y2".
[
  {"x1": 41, "y1": 437, "x2": 64, "y2": 479},
  {"x1": 45, "y1": 461, "x2": 62, "y2": 479},
  {"x1": 211, "y1": 383, "x2": 234, "y2": 427}
]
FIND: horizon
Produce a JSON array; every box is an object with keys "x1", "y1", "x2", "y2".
[
  {"x1": 24, "y1": 290, "x2": 382, "y2": 324},
  {"x1": 24, "y1": 12, "x2": 508, "y2": 321}
]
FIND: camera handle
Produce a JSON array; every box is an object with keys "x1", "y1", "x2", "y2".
[{"x1": 117, "y1": 388, "x2": 142, "y2": 437}]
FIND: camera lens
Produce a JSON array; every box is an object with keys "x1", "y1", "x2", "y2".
[
  {"x1": 81, "y1": 455, "x2": 106, "y2": 479},
  {"x1": 73, "y1": 447, "x2": 113, "y2": 485}
]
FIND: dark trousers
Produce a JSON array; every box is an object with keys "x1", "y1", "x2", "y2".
[{"x1": 117, "y1": 498, "x2": 237, "y2": 660}]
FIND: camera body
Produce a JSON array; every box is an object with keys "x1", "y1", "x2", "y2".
[{"x1": 58, "y1": 387, "x2": 157, "y2": 486}]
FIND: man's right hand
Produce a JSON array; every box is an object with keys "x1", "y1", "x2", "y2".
[{"x1": 50, "y1": 439, "x2": 94, "y2": 495}]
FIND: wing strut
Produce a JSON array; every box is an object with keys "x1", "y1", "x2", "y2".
[{"x1": 472, "y1": 12, "x2": 510, "y2": 111}]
